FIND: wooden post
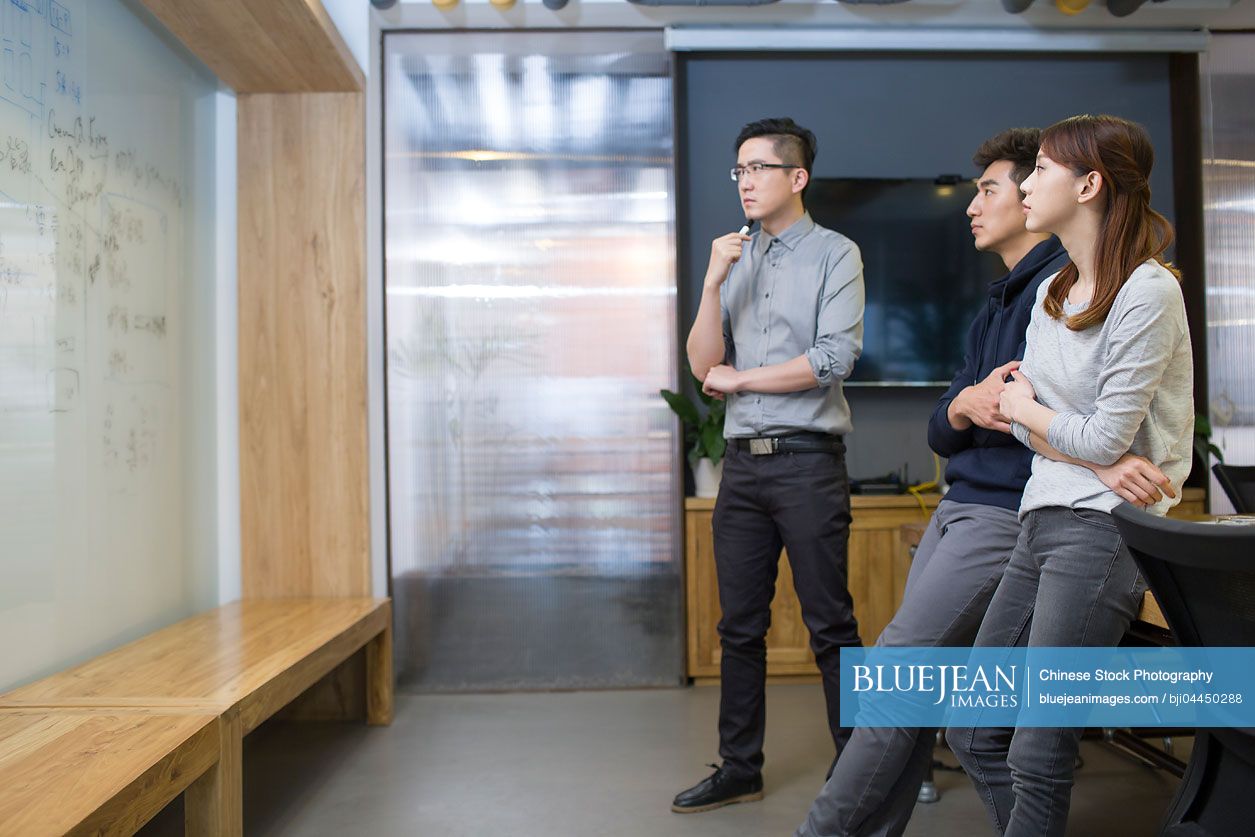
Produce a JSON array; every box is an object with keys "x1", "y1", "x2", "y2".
[
  {"x1": 186, "y1": 707, "x2": 243, "y2": 837},
  {"x1": 366, "y1": 612, "x2": 394, "y2": 726}
]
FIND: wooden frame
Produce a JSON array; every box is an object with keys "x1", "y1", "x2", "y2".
[{"x1": 135, "y1": 0, "x2": 371, "y2": 599}]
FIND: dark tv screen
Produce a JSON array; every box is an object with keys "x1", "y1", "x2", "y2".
[{"x1": 807, "y1": 178, "x2": 1009, "y2": 386}]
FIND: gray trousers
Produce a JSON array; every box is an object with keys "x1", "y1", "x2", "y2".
[
  {"x1": 797, "y1": 500, "x2": 1022, "y2": 837},
  {"x1": 946, "y1": 507, "x2": 1145, "y2": 837}
]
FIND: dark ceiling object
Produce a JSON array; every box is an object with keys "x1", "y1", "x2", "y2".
[
  {"x1": 370, "y1": 0, "x2": 399, "y2": 10},
  {"x1": 1109, "y1": 0, "x2": 1169, "y2": 16},
  {"x1": 543, "y1": 0, "x2": 571, "y2": 7},
  {"x1": 627, "y1": 0, "x2": 780, "y2": 5},
  {"x1": 1001, "y1": 0, "x2": 1037, "y2": 11}
]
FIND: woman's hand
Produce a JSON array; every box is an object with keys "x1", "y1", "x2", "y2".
[
  {"x1": 1093, "y1": 453, "x2": 1177, "y2": 508},
  {"x1": 998, "y1": 370, "x2": 1037, "y2": 424}
]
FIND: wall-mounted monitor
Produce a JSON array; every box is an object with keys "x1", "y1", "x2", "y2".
[{"x1": 807, "y1": 177, "x2": 1011, "y2": 386}]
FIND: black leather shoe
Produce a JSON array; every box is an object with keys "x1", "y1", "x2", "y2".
[{"x1": 671, "y1": 764, "x2": 764, "y2": 813}]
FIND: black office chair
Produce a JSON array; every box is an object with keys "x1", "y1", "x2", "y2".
[
  {"x1": 1212, "y1": 463, "x2": 1255, "y2": 514},
  {"x1": 1113, "y1": 504, "x2": 1255, "y2": 837}
]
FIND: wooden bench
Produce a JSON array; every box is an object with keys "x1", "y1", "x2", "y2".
[
  {"x1": 0, "y1": 711, "x2": 220, "y2": 836},
  {"x1": 0, "y1": 598, "x2": 392, "y2": 835}
]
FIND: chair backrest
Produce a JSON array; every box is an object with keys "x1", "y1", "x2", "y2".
[
  {"x1": 1212, "y1": 463, "x2": 1255, "y2": 515},
  {"x1": 1112, "y1": 504, "x2": 1255, "y2": 648},
  {"x1": 1115, "y1": 504, "x2": 1255, "y2": 837}
]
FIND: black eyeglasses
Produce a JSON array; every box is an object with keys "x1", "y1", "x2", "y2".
[{"x1": 730, "y1": 163, "x2": 800, "y2": 182}]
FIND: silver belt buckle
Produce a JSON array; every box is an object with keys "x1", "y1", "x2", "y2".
[{"x1": 749, "y1": 438, "x2": 777, "y2": 456}]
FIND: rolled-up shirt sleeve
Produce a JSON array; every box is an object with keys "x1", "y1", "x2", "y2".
[
  {"x1": 1045, "y1": 284, "x2": 1186, "y2": 465},
  {"x1": 805, "y1": 243, "x2": 864, "y2": 387}
]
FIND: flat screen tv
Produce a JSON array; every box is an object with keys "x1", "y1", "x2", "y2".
[{"x1": 806, "y1": 177, "x2": 1012, "y2": 386}]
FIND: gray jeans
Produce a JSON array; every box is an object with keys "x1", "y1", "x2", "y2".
[
  {"x1": 946, "y1": 507, "x2": 1146, "y2": 837},
  {"x1": 796, "y1": 500, "x2": 1022, "y2": 837}
]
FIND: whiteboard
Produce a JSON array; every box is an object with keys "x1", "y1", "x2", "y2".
[{"x1": 0, "y1": 0, "x2": 219, "y2": 689}]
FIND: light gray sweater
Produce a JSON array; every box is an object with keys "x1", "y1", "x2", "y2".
[{"x1": 1012, "y1": 261, "x2": 1194, "y2": 517}]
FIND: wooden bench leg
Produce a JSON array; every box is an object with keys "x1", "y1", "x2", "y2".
[
  {"x1": 366, "y1": 620, "x2": 393, "y2": 726},
  {"x1": 185, "y1": 707, "x2": 242, "y2": 837}
]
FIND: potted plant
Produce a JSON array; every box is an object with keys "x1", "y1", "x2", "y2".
[{"x1": 661, "y1": 378, "x2": 726, "y2": 498}]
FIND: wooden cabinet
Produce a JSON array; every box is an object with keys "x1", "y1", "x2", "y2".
[
  {"x1": 684, "y1": 493, "x2": 941, "y2": 681},
  {"x1": 683, "y1": 488, "x2": 1206, "y2": 682},
  {"x1": 1171, "y1": 488, "x2": 1207, "y2": 518}
]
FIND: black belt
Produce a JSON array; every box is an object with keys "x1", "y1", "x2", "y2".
[{"x1": 732, "y1": 432, "x2": 844, "y2": 455}]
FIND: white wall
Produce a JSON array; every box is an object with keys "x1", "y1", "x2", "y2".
[
  {"x1": 215, "y1": 88, "x2": 241, "y2": 605},
  {"x1": 324, "y1": 0, "x2": 370, "y2": 74}
]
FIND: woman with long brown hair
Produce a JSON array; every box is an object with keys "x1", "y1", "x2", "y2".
[{"x1": 946, "y1": 114, "x2": 1194, "y2": 836}]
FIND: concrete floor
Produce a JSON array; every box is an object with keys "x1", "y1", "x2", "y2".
[{"x1": 140, "y1": 683, "x2": 1184, "y2": 836}]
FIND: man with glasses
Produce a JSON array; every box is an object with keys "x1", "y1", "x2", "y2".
[{"x1": 674, "y1": 117, "x2": 865, "y2": 814}]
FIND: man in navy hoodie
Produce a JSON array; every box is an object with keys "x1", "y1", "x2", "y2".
[{"x1": 795, "y1": 128, "x2": 1068, "y2": 837}]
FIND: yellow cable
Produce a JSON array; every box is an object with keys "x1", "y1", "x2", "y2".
[{"x1": 907, "y1": 453, "x2": 944, "y2": 517}]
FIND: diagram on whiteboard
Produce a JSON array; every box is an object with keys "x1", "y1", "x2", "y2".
[
  {"x1": 0, "y1": 0, "x2": 208, "y2": 641},
  {"x1": 0, "y1": 0, "x2": 216, "y2": 692},
  {"x1": 0, "y1": 0, "x2": 184, "y2": 490}
]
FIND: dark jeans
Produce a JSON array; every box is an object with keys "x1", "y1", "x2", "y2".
[
  {"x1": 712, "y1": 440, "x2": 862, "y2": 778},
  {"x1": 946, "y1": 507, "x2": 1146, "y2": 837}
]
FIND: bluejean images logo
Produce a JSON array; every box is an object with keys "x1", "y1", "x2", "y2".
[
  {"x1": 841, "y1": 647, "x2": 1255, "y2": 729},
  {"x1": 851, "y1": 662, "x2": 1019, "y2": 709}
]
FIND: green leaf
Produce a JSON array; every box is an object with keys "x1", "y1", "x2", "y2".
[
  {"x1": 1192, "y1": 413, "x2": 1224, "y2": 464},
  {"x1": 707, "y1": 432, "x2": 726, "y2": 465},
  {"x1": 707, "y1": 397, "x2": 726, "y2": 423},
  {"x1": 699, "y1": 422, "x2": 724, "y2": 463},
  {"x1": 660, "y1": 389, "x2": 701, "y2": 426}
]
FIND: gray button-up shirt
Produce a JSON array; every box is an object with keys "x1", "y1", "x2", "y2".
[{"x1": 720, "y1": 213, "x2": 864, "y2": 438}]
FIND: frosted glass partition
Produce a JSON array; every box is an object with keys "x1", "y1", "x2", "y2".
[
  {"x1": 0, "y1": 0, "x2": 220, "y2": 689},
  {"x1": 383, "y1": 31, "x2": 681, "y2": 690},
  {"x1": 1202, "y1": 34, "x2": 1255, "y2": 509}
]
